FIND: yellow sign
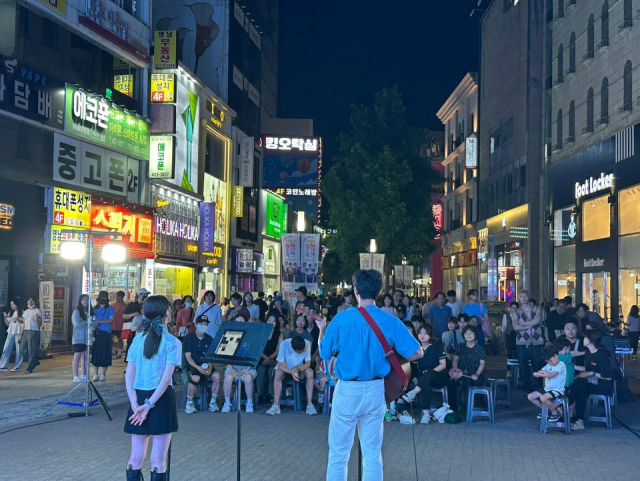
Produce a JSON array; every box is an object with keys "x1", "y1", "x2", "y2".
[
  {"x1": 151, "y1": 73, "x2": 176, "y2": 103},
  {"x1": 0, "y1": 204, "x2": 14, "y2": 230},
  {"x1": 52, "y1": 187, "x2": 92, "y2": 229},
  {"x1": 154, "y1": 31, "x2": 177, "y2": 69},
  {"x1": 39, "y1": 0, "x2": 66, "y2": 15},
  {"x1": 232, "y1": 186, "x2": 243, "y2": 218},
  {"x1": 114, "y1": 75, "x2": 134, "y2": 97},
  {"x1": 49, "y1": 226, "x2": 87, "y2": 254}
]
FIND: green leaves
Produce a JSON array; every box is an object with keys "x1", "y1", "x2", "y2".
[{"x1": 323, "y1": 86, "x2": 440, "y2": 282}]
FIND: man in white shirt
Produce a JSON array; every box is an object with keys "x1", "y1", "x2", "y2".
[
  {"x1": 19, "y1": 296, "x2": 42, "y2": 373},
  {"x1": 266, "y1": 335, "x2": 317, "y2": 416},
  {"x1": 446, "y1": 290, "x2": 464, "y2": 317},
  {"x1": 195, "y1": 290, "x2": 223, "y2": 339}
]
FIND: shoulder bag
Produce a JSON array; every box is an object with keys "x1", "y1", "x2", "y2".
[{"x1": 358, "y1": 307, "x2": 410, "y2": 403}]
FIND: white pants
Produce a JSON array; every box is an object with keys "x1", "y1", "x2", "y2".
[
  {"x1": 0, "y1": 333, "x2": 22, "y2": 370},
  {"x1": 326, "y1": 379, "x2": 386, "y2": 481}
]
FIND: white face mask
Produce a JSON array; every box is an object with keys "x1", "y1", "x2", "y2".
[
  {"x1": 197, "y1": 324, "x2": 207, "y2": 334},
  {"x1": 184, "y1": 302, "x2": 193, "y2": 308}
]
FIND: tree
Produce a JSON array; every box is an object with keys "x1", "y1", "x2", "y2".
[{"x1": 323, "y1": 86, "x2": 441, "y2": 283}]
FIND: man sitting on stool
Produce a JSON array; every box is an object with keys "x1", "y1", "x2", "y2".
[{"x1": 183, "y1": 315, "x2": 221, "y2": 413}]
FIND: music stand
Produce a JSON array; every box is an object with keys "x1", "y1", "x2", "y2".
[{"x1": 202, "y1": 321, "x2": 273, "y2": 481}]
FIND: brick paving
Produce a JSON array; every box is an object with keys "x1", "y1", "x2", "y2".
[{"x1": 1, "y1": 353, "x2": 640, "y2": 480}]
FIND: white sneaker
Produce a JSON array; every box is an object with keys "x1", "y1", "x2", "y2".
[
  {"x1": 221, "y1": 401, "x2": 233, "y2": 413},
  {"x1": 10, "y1": 368, "x2": 20, "y2": 372},
  {"x1": 571, "y1": 419, "x2": 585, "y2": 430},
  {"x1": 398, "y1": 411, "x2": 416, "y2": 425},
  {"x1": 185, "y1": 401, "x2": 197, "y2": 414},
  {"x1": 92, "y1": 375, "x2": 99, "y2": 381},
  {"x1": 420, "y1": 414, "x2": 432, "y2": 425},
  {"x1": 245, "y1": 402, "x2": 254, "y2": 413},
  {"x1": 73, "y1": 376, "x2": 81, "y2": 383},
  {"x1": 98, "y1": 374, "x2": 106, "y2": 382},
  {"x1": 306, "y1": 404, "x2": 318, "y2": 415},
  {"x1": 208, "y1": 400, "x2": 219, "y2": 412},
  {"x1": 266, "y1": 404, "x2": 281, "y2": 416}
]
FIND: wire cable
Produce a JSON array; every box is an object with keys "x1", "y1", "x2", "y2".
[{"x1": 408, "y1": 398, "x2": 420, "y2": 481}]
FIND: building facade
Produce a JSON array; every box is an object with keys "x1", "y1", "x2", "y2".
[
  {"x1": 437, "y1": 73, "x2": 479, "y2": 300},
  {"x1": 545, "y1": 0, "x2": 640, "y2": 322},
  {"x1": 478, "y1": 0, "x2": 545, "y2": 303}
]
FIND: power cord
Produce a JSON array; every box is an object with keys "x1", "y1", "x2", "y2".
[{"x1": 407, "y1": 397, "x2": 420, "y2": 481}]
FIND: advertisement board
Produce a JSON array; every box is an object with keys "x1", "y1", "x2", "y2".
[
  {"x1": 263, "y1": 239, "x2": 280, "y2": 276},
  {"x1": 199, "y1": 202, "x2": 215, "y2": 254},
  {"x1": 265, "y1": 191, "x2": 286, "y2": 239},
  {"x1": 149, "y1": 135, "x2": 175, "y2": 179},
  {"x1": 114, "y1": 74, "x2": 133, "y2": 97},
  {"x1": 51, "y1": 187, "x2": 92, "y2": 229},
  {"x1": 174, "y1": 78, "x2": 199, "y2": 192},
  {"x1": 153, "y1": 31, "x2": 177, "y2": 69},
  {"x1": 63, "y1": 84, "x2": 150, "y2": 160},
  {"x1": 90, "y1": 202, "x2": 154, "y2": 259},
  {"x1": 239, "y1": 137, "x2": 254, "y2": 187},
  {"x1": 39, "y1": 281, "x2": 54, "y2": 350},
  {"x1": 153, "y1": 0, "x2": 230, "y2": 101},
  {"x1": 237, "y1": 248, "x2": 253, "y2": 273},
  {"x1": 232, "y1": 186, "x2": 243, "y2": 218},
  {"x1": 203, "y1": 174, "x2": 227, "y2": 244},
  {"x1": 151, "y1": 73, "x2": 176, "y2": 102}
]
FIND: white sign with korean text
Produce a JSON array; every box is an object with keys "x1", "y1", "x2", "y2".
[
  {"x1": 239, "y1": 137, "x2": 254, "y2": 187},
  {"x1": 53, "y1": 133, "x2": 140, "y2": 203}
]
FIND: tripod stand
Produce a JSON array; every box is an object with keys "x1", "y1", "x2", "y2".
[{"x1": 38, "y1": 235, "x2": 113, "y2": 420}]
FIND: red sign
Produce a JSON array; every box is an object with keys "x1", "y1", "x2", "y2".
[
  {"x1": 90, "y1": 202, "x2": 154, "y2": 259},
  {"x1": 432, "y1": 203, "x2": 443, "y2": 238}
]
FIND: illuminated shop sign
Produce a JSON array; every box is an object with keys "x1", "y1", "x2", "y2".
[
  {"x1": 271, "y1": 187, "x2": 318, "y2": 197},
  {"x1": 155, "y1": 216, "x2": 198, "y2": 241},
  {"x1": 51, "y1": 187, "x2": 91, "y2": 229},
  {"x1": 0, "y1": 203, "x2": 15, "y2": 230},
  {"x1": 151, "y1": 73, "x2": 176, "y2": 103},
  {"x1": 575, "y1": 173, "x2": 613, "y2": 200},
  {"x1": 264, "y1": 137, "x2": 319, "y2": 152}
]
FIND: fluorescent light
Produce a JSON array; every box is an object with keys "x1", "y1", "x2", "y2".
[
  {"x1": 370, "y1": 239, "x2": 377, "y2": 253},
  {"x1": 297, "y1": 211, "x2": 306, "y2": 233},
  {"x1": 60, "y1": 241, "x2": 86, "y2": 260},
  {"x1": 102, "y1": 243, "x2": 127, "y2": 263}
]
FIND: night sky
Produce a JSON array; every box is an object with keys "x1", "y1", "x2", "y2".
[{"x1": 278, "y1": 0, "x2": 481, "y2": 156}]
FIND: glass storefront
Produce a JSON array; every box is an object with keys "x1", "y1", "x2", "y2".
[
  {"x1": 90, "y1": 262, "x2": 144, "y2": 301},
  {"x1": 582, "y1": 194, "x2": 610, "y2": 242},
  {"x1": 619, "y1": 186, "x2": 640, "y2": 316},
  {"x1": 582, "y1": 271, "x2": 611, "y2": 321},
  {"x1": 496, "y1": 241, "x2": 523, "y2": 302},
  {"x1": 554, "y1": 245, "x2": 576, "y2": 300},
  {"x1": 154, "y1": 264, "x2": 194, "y2": 302}
]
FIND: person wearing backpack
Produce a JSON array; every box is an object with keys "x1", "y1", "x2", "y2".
[{"x1": 195, "y1": 290, "x2": 223, "y2": 339}]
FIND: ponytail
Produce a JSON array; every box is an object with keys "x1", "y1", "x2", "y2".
[{"x1": 141, "y1": 295, "x2": 170, "y2": 359}]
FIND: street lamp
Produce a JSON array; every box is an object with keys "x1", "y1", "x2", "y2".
[{"x1": 369, "y1": 239, "x2": 377, "y2": 253}]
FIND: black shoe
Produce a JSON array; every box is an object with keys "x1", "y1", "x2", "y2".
[
  {"x1": 126, "y1": 465, "x2": 143, "y2": 481},
  {"x1": 150, "y1": 469, "x2": 166, "y2": 480}
]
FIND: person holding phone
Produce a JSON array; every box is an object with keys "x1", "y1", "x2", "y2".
[{"x1": 0, "y1": 299, "x2": 23, "y2": 372}]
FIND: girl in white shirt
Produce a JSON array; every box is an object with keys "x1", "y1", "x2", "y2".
[{"x1": 0, "y1": 299, "x2": 23, "y2": 372}]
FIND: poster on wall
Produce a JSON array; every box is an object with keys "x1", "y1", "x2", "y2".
[
  {"x1": 403, "y1": 265, "x2": 414, "y2": 292},
  {"x1": 263, "y1": 240, "x2": 280, "y2": 276},
  {"x1": 203, "y1": 174, "x2": 227, "y2": 244},
  {"x1": 237, "y1": 248, "x2": 253, "y2": 273},
  {"x1": 281, "y1": 233, "x2": 300, "y2": 302},
  {"x1": 360, "y1": 253, "x2": 372, "y2": 270},
  {"x1": 39, "y1": 280, "x2": 54, "y2": 350},
  {"x1": 300, "y1": 234, "x2": 320, "y2": 291},
  {"x1": 265, "y1": 191, "x2": 286, "y2": 239},
  {"x1": 153, "y1": 0, "x2": 230, "y2": 100},
  {"x1": 174, "y1": 79, "x2": 200, "y2": 192},
  {"x1": 52, "y1": 286, "x2": 68, "y2": 341}
]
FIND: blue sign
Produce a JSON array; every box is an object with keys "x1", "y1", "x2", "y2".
[{"x1": 199, "y1": 202, "x2": 215, "y2": 254}]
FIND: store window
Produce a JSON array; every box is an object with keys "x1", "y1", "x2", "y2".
[
  {"x1": 582, "y1": 194, "x2": 610, "y2": 242},
  {"x1": 496, "y1": 241, "x2": 523, "y2": 302},
  {"x1": 91, "y1": 263, "x2": 144, "y2": 301},
  {"x1": 154, "y1": 264, "x2": 194, "y2": 302},
  {"x1": 619, "y1": 231, "x2": 640, "y2": 318},
  {"x1": 553, "y1": 207, "x2": 577, "y2": 246},
  {"x1": 205, "y1": 129, "x2": 227, "y2": 181},
  {"x1": 554, "y1": 245, "x2": 576, "y2": 300},
  {"x1": 619, "y1": 186, "x2": 640, "y2": 235}
]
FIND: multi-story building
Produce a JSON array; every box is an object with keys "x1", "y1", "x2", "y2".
[
  {"x1": 478, "y1": 0, "x2": 545, "y2": 303},
  {"x1": 437, "y1": 73, "x2": 479, "y2": 300},
  {"x1": 545, "y1": 0, "x2": 640, "y2": 322}
]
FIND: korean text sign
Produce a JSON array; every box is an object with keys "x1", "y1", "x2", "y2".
[
  {"x1": 265, "y1": 191, "x2": 285, "y2": 239},
  {"x1": 153, "y1": 31, "x2": 177, "y2": 69},
  {"x1": 90, "y1": 202, "x2": 154, "y2": 258},
  {"x1": 64, "y1": 84, "x2": 150, "y2": 160},
  {"x1": 52, "y1": 187, "x2": 92, "y2": 229}
]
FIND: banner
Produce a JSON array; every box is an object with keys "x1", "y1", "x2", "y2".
[
  {"x1": 403, "y1": 265, "x2": 414, "y2": 292},
  {"x1": 238, "y1": 248, "x2": 254, "y2": 273},
  {"x1": 265, "y1": 191, "x2": 286, "y2": 239},
  {"x1": 372, "y1": 254, "x2": 385, "y2": 274},
  {"x1": 199, "y1": 202, "x2": 215, "y2": 254},
  {"x1": 394, "y1": 265, "x2": 405, "y2": 292},
  {"x1": 300, "y1": 234, "x2": 320, "y2": 292},
  {"x1": 360, "y1": 253, "x2": 372, "y2": 270},
  {"x1": 239, "y1": 137, "x2": 254, "y2": 187},
  {"x1": 39, "y1": 281, "x2": 54, "y2": 350},
  {"x1": 232, "y1": 186, "x2": 243, "y2": 217},
  {"x1": 281, "y1": 233, "x2": 300, "y2": 296}
]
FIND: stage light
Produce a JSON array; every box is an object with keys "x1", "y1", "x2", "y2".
[
  {"x1": 102, "y1": 242, "x2": 127, "y2": 263},
  {"x1": 60, "y1": 241, "x2": 86, "y2": 260}
]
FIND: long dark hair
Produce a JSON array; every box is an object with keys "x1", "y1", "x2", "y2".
[
  {"x1": 9, "y1": 298, "x2": 22, "y2": 317},
  {"x1": 76, "y1": 294, "x2": 90, "y2": 321},
  {"x1": 266, "y1": 310, "x2": 281, "y2": 339},
  {"x1": 630, "y1": 305, "x2": 639, "y2": 318},
  {"x1": 142, "y1": 295, "x2": 170, "y2": 359}
]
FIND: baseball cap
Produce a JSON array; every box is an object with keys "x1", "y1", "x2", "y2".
[
  {"x1": 196, "y1": 314, "x2": 210, "y2": 324},
  {"x1": 137, "y1": 288, "x2": 150, "y2": 296},
  {"x1": 295, "y1": 286, "x2": 308, "y2": 296}
]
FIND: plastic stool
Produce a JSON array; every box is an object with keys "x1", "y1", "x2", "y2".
[
  {"x1": 181, "y1": 378, "x2": 210, "y2": 411},
  {"x1": 539, "y1": 397, "x2": 570, "y2": 434},
  {"x1": 431, "y1": 386, "x2": 449, "y2": 406},
  {"x1": 490, "y1": 379, "x2": 512, "y2": 409},
  {"x1": 585, "y1": 394, "x2": 613, "y2": 429},
  {"x1": 506, "y1": 359, "x2": 519, "y2": 389},
  {"x1": 466, "y1": 387, "x2": 495, "y2": 423},
  {"x1": 612, "y1": 380, "x2": 618, "y2": 407},
  {"x1": 280, "y1": 379, "x2": 301, "y2": 411}
]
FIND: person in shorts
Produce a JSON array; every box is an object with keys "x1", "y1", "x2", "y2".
[
  {"x1": 183, "y1": 315, "x2": 221, "y2": 414},
  {"x1": 221, "y1": 314, "x2": 256, "y2": 413},
  {"x1": 527, "y1": 344, "x2": 567, "y2": 422}
]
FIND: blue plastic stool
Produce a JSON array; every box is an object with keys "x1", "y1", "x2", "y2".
[
  {"x1": 585, "y1": 394, "x2": 613, "y2": 429},
  {"x1": 539, "y1": 397, "x2": 570, "y2": 434},
  {"x1": 466, "y1": 387, "x2": 495, "y2": 423}
]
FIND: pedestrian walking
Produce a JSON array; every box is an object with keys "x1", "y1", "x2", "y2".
[
  {"x1": 91, "y1": 291, "x2": 114, "y2": 382},
  {"x1": 0, "y1": 299, "x2": 23, "y2": 372},
  {"x1": 124, "y1": 295, "x2": 181, "y2": 481},
  {"x1": 19, "y1": 296, "x2": 42, "y2": 373}
]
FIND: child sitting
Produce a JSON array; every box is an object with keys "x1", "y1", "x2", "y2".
[
  {"x1": 554, "y1": 338, "x2": 576, "y2": 390},
  {"x1": 315, "y1": 357, "x2": 337, "y2": 404},
  {"x1": 527, "y1": 345, "x2": 567, "y2": 422}
]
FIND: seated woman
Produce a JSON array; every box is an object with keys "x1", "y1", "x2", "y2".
[
  {"x1": 467, "y1": 316, "x2": 485, "y2": 346},
  {"x1": 256, "y1": 311, "x2": 283, "y2": 404},
  {"x1": 568, "y1": 330, "x2": 613, "y2": 430},
  {"x1": 401, "y1": 324, "x2": 448, "y2": 424},
  {"x1": 447, "y1": 326, "x2": 486, "y2": 411},
  {"x1": 441, "y1": 316, "x2": 463, "y2": 360},
  {"x1": 287, "y1": 315, "x2": 314, "y2": 343}
]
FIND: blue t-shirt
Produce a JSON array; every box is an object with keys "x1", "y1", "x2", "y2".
[
  {"x1": 319, "y1": 305, "x2": 420, "y2": 381},
  {"x1": 429, "y1": 305, "x2": 453, "y2": 339},
  {"x1": 94, "y1": 306, "x2": 115, "y2": 333}
]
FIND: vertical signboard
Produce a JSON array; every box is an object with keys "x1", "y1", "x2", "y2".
[
  {"x1": 281, "y1": 233, "x2": 300, "y2": 295},
  {"x1": 175, "y1": 79, "x2": 199, "y2": 192},
  {"x1": 199, "y1": 202, "x2": 215, "y2": 254},
  {"x1": 360, "y1": 253, "x2": 372, "y2": 270},
  {"x1": 237, "y1": 248, "x2": 253, "y2": 273},
  {"x1": 239, "y1": 137, "x2": 254, "y2": 187},
  {"x1": 300, "y1": 234, "x2": 320, "y2": 291},
  {"x1": 203, "y1": 174, "x2": 227, "y2": 244},
  {"x1": 149, "y1": 135, "x2": 175, "y2": 179},
  {"x1": 153, "y1": 31, "x2": 177, "y2": 69},
  {"x1": 232, "y1": 186, "x2": 243, "y2": 217},
  {"x1": 466, "y1": 136, "x2": 477, "y2": 169},
  {"x1": 39, "y1": 280, "x2": 54, "y2": 350},
  {"x1": 372, "y1": 254, "x2": 385, "y2": 274},
  {"x1": 265, "y1": 191, "x2": 285, "y2": 238}
]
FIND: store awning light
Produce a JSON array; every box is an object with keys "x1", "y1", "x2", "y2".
[
  {"x1": 60, "y1": 241, "x2": 86, "y2": 260},
  {"x1": 370, "y1": 239, "x2": 377, "y2": 253},
  {"x1": 102, "y1": 242, "x2": 127, "y2": 263}
]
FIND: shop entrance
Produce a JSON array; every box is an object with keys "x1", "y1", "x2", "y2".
[{"x1": 582, "y1": 272, "x2": 611, "y2": 322}]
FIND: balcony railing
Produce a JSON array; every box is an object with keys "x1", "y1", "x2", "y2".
[
  {"x1": 597, "y1": 38, "x2": 610, "y2": 51},
  {"x1": 596, "y1": 116, "x2": 609, "y2": 127}
]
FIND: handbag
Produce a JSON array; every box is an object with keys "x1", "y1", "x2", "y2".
[{"x1": 358, "y1": 307, "x2": 409, "y2": 403}]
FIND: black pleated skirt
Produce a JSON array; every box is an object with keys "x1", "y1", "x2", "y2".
[
  {"x1": 90, "y1": 330, "x2": 112, "y2": 367},
  {"x1": 124, "y1": 387, "x2": 178, "y2": 436}
]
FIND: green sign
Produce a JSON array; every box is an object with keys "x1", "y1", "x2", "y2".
[
  {"x1": 64, "y1": 84, "x2": 150, "y2": 160},
  {"x1": 266, "y1": 192, "x2": 286, "y2": 238}
]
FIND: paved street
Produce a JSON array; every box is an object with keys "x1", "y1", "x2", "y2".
[{"x1": 1, "y1": 353, "x2": 640, "y2": 481}]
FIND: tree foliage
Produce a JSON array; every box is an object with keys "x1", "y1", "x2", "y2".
[{"x1": 323, "y1": 86, "x2": 441, "y2": 283}]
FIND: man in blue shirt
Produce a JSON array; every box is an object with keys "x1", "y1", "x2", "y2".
[
  {"x1": 429, "y1": 292, "x2": 453, "y2": 339},
  {"x1": 316, "y1": 269, "x2": 421, "y2": 481}
]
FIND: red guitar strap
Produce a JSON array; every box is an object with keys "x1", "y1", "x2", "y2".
[{"x1": 358, "y1": 307, "x2": 408, "y2": 387}]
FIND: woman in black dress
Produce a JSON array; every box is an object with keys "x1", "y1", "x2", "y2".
[
  {"x1": 256, "y1": 310, "x2": 283, "y2": 404},
  {"x1": 124, "y1": 296, "x2": 182, "y2": 481}
]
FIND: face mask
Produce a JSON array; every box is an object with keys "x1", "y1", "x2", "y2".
[
  {"x1": 185, "y1": 302, "x2": 193, "y2": 308},
  {"x1": 197, "y1": 324, "x2": 207, "y2": 334}
]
